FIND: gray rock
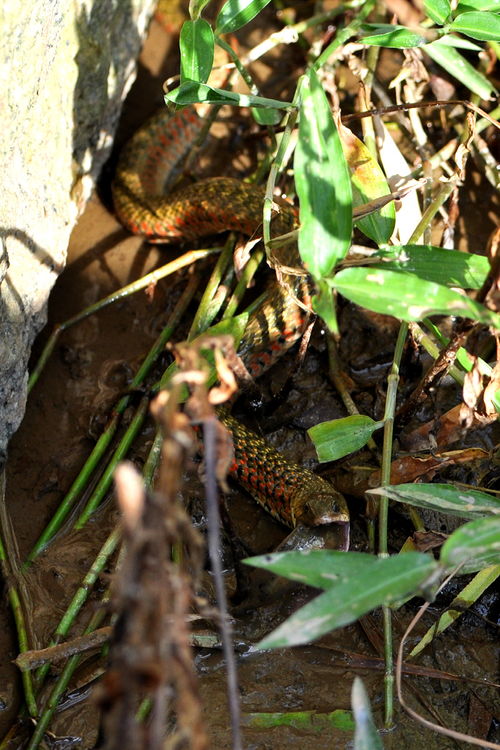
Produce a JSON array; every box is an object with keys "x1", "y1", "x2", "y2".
[{"x1": 0, "y1": 0, "x2": 156, "y2": 462}]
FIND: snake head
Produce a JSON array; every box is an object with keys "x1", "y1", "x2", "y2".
[{"x1": 291, "y1": 483, "x2": 350, "y2": 529}]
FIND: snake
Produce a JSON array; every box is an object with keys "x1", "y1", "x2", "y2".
[{"x1": 112, "y1": 106, "x2": 349, "y2": 531}]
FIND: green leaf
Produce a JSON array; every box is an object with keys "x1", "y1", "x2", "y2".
[
  {"x1": 180, "y1": 20, "x2": 214, "y2": 84},
  {"x1": 253, "y1": 553, "x2": 439, "y2": 648},
  {"x1": 216, "y1": 0, "x2": 272, "y2": 33},
  {"x1": 441, "y1": 516, "x2": 500, "y2": 574},
  {"x1": 375, "y1": 245, "x2": 490, "y2": 289},
  {"x1": 312, "y1": 281, "x2": 338, "y2": 334},
  {"x1": 457, "y1": 0, "x2": 500, "y2": 12},
  {"x1": 340, "y1": 127, "x2": 395, "y2": 244},
  {"x1": 329, "y1": 267, "x2": 500, "y2": 328},
  {"x1": 448, "y1": 10, "x2": 500, "y2": 40},
  {"x1": 308, "y1": 415, "x2": 383, "y2": 462},
  {"x1": 166, "y1": 80, "x2": 292, "y2": 109},
  {"x1": 245, "y1": 549, "x2": 380, "y2": 589},
  {"x1": 242, "y1": 710, "x2": 354, "y2": 732},
  {"x1": 425, "y1": 0, "x2": 452, "y2": 24},
  {"x1": 294, "y1": 70, "x2": 352, "y2": 280},
  {"x1": 352, "y1": 678, "x2": 385, "y2": 750},
  {"x1": 251, "y1": 107, "x2": 281, "y2": 125},
  {"x1": 425, "y1": 39, "x2": 496, "y2": 99},
  {"x1": 359, "y1": 24, "x2": 438, "y2": 47},
  {"x1": 368, "y1": 484, "x2": 500, "y2": 519}
]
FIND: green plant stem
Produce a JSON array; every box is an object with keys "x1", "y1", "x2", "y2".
[
  {"x1": 263, "y1": 103, "x2": 299, "y2": 255},
  {"x1": 188, "y1": 236, "x2": 234, "y2": 338},
  {"x1": 74, "y1": 396, "x2": 150, "y2": 529},
  {"x1": 379, "y1": 321, "x2": 408, "y2": 729},
  {"x1": 25, "y1": 274, "x2": 199, "y2": 563},
  {"x1": 26, "y1": 606, "x2": 108, "y2": 750},
  {"x1": 28, "y1": 250, "x2": 215, "y2": 393},
  {"x1": 239, "y1": 1, "x2": 365, "y2": 67},
  {"x1": 312, "y1": 0, "x2": 375, "y2": 72},
  {"x1": 33, "y1": 527, "x2": 121, "y2": 690},
  {"x1": 409, "y1": 323, "x2": 465, "y2": 386},
  {"x1": 222, "y1": 247, "x2": 265, "y2": 319},
  {"x1": 408, "y1": 178, "x2": 458, "y2": 244}
]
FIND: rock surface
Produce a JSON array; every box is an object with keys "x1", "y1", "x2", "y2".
[{"x1": 0, "y1": 0, "x2": 156, "y2": 462}]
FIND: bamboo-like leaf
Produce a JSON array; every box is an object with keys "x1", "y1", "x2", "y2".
[
  {"x1": 368, "y1": 484, "x2": 500, "y2": 518},
  {"x1": 448, "y1": 10, "x2": 500, "y2": 40},
  {"x1": 359, "y1": 24, "x2": 438, "y2": 47},
  {"x1": 216, "y1": 0, "x2": 273, "y2": 33},
  {"x1": 253, "y1": 553, "x2": 438, "y2": 648},
  {"x1": 308, "y1": 415, "x2": 383, "y2": 463},
  {"x1": 425, "y1": 0, "x2": 452, "y2": 23},
  {"x1": 457, "y1": 0, "x2": 500, "y2": 11},
  {"x1": 441, "y1": 517, "x2": 500, "y2": 574},
  {"x1": 425, "y1": 38, "x2": 496, "y2": 98},
  {"x1": 340, "y1": 126, "x2": 395, "y2": 244},
  {"x1": 294, "y1": 70, "x2": 352, "y2": 280},
  {"x1": 166, "y1": 80, "x2": 292, "y2": 109},
  {"x1": 246, "y1": 550, "x2": 379, "y2": 589},
  {"x1": 180, "y1": 20, "x2": 214, "y2": 84},
  {"x1": 330, "y1": 267, "x2": 500, "y2": 328},
  {"x1": 375, "y1": 245, "x2": 490, "y2": 289}
]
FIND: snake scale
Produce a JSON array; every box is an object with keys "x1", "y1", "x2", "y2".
[{"x1": 112, "y1": 106, "x2": 349, "y2": 531}]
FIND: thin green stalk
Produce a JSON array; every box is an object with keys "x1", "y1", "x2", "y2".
[
  {"x1": 238, "y1": 1, "x2": 365, "y2": 68},
  {"x1": 379, "y1": 321, "x2": 408, "y2": 729},
  {"x1": 222, "y1": 247, "x2": 264, "y2": 319},
  {"x1": 188, "y1": 237, "x2": 235, "y2": 339},
  {"x1": 33, "y1": 527, "x2": 121, "y2": 689},
  {"x1": 26, "y1": 606, "x2": 108, "y2": 750},
  {"x1": 409, "y1": 323, "x2": 466, "y2": 386},
  {"x1": 74, "y1": 396, "x2": 150, "y2": 529},
  {"x1": 312, "y1": 0, "x2": 376, "y2": 72},
  {"x1": 25, "y1": 275, "x2": 199, "y2": 563},
  {"x1": 422, "y1": 318, "x2": 491, "y2": 376},
  {"x1": 407, "y1": 178, "x2": 458, "y2": 244},
  {"x1": 28, "y1": 250, "x2": 215, "y2": 393},
  {"x1": 263, "y1": 105, "x2": 299, "y2": 254}
]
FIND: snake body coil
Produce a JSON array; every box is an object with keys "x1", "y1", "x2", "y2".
[{"x1": 112, "y1": 107, "x2": 349, "y2": 530}]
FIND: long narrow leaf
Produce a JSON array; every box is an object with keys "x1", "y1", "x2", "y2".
[
  {"x1": 340, "y1": 126, "x2": 395, "y2": 244},
  {"x1": 368, "y1": 484, "x2": 500, "y2": 518},
  {"x1": 375, "y1": 245, "x2": 490, "y2": 289},
  {"x1": 180, "y1": 20, "x2": 214, "y2": 84},
  {"x1": 425, "y1": 0, "x2": 452, "y2": 24},
  {"x1": 330, "y1": 267, "x2": 500, "y2": 328},
  {"x1": 166, "y1": 81, "x2": 292, "y2": 109},
  {"x1": 216, "y1": 0, "x2": 273, "y2": 33},
  {"x1": 254, "y1": 553, "x2": 438, "y2": 648},
  {"x1": 425, "y1": 39, "x2": 496, "y2": 98},
  {"x1": 308, "y1": 415, "x2": 383, "y2": 462},
  {"x1": 441, "y1": 517, "x2": 500, "y2": 574},
  {"x1": 448, "y1": 10, "x2": 500, "y2": 40},
  {"x1": 294, "y1": 70, "x2": 352, "y2": 280},
  {"x1": 246, "y1": 550, "x2": 380, "y2": 590}
]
